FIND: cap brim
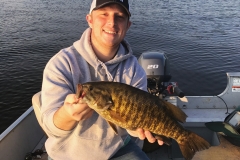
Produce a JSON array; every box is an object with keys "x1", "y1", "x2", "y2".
[
  {"x1": 205, "y1": 122, "x2": 240, "y2": 138},
  {"x1": 93, "y1": 2, "x2": 131, "y2": 17}
]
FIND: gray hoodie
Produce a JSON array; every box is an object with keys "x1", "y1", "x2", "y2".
[{"x1": 41, "y1": 28, "x2": 147, "y2": 160}]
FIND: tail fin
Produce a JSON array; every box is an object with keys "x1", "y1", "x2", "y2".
[{"x1": 179, "y1": 131, "x2": 210, "y2": 160}]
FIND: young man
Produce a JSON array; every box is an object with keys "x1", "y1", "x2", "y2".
[{"x1": 41, "y1": 0, "x2": 163, "y2": 159}]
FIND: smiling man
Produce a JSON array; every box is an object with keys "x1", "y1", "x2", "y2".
[
  {"x1": 87, "y1": 1, "x2": 131, "y2": 62},
  {"x1": 41, "y1": 0, "x2": 163, "y2": 159}
]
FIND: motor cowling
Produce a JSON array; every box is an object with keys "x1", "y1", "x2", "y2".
[
  {"x1": 138, "y1": 51, "x2": 184, "y2": 98},
  {"x1": 138, "y1": 51, "x2": 171, "y2": 83}
]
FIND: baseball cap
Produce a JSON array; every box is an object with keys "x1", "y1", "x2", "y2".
[
  {"x1": 205, "y1": 106, "x2": 240, "y2": 147},
  {"x1": 89, "y1": 0, "x2": 131, "y2": 17}
]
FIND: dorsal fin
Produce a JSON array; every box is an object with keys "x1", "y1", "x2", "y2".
[{"x1": 162, "y1": 100, "x2": 187, "y2": 123}]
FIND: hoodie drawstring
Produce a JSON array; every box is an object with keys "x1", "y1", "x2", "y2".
[{"x1": 95, "y1": 61, "x2": 115, "y2": 81}]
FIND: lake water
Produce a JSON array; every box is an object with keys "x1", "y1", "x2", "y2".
[{"x1": 0, "y1": 0, "x2": 240, "y2": 133}]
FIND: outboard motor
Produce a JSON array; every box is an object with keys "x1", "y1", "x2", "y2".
[{"x1": 138, "y1": 51, "x2": 184, "y2": 98}]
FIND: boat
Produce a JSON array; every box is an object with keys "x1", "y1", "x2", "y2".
[{"x1": 1, "y1": 51, "x2": 240, "y2": 160}]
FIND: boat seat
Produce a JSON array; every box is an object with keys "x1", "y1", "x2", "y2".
[{"x1": 32, "y1": 91, "x2": 48, "y2": 136}]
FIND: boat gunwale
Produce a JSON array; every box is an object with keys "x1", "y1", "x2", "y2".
[{"x1": 0, "y1": 107, "x2": 33, "y2": 141}]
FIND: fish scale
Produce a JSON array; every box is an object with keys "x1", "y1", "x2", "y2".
[{"x1": 77, "y1": 81, "x2": 210, "y2": 160}]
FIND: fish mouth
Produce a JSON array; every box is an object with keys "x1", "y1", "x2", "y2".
[
  {"x1": 77, "y1": 84, "x2": 98, "y2": 106},
  {"x1": 79, "y1": 91, "x2": 86, "y2": 99},
  {"x1": 76, "y1": 84, "x2": 103, "y2": 110},
  {"x1": 76, "y1": 84, "x2": 83, "y2": 99}
]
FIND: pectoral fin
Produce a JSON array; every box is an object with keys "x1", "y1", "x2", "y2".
[
  {"x1": 107, "y1": 121, "x2": 118, "y2": 135},
  {"x1": 108, "y1": 110, "x2": 127, "y2": 124},
  {"x1": 107, "y1": 110, "x2": 127, "y2": 135}
]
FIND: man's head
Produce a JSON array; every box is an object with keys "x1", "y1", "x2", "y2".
[
  {"x1": 86, "y1": 0, "x2": 132, "y2": 55},
  {"x1": 89, "y1": 0, "x2": 131, "y2": 18}
]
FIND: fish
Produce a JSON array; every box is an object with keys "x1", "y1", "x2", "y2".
[{"x1": 76, "y1": 81, "x2": 210, "y2": 160}]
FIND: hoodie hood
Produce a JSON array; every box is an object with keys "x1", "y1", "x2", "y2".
[{"x1": 73, "y1": 28, "x2": 133, "y2": 81}]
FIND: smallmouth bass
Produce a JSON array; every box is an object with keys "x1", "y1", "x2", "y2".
[{"x1": 76, "y1": 81, "x2": 210, "y2": 160}]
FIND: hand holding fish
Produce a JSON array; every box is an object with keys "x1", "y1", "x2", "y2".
[
  {"x1": 53, "y1": 94, "x2": 94, "y2": 130},
  {"x1": 63, "y1": 94, "x2": 94, "y2": 121}
]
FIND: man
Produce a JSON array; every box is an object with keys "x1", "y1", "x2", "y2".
[{"x1": 41, "y1": 0, "x2": 163, "y2": 159}]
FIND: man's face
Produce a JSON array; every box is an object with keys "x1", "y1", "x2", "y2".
[{"x1": 86, "y1": 4, "x2": 131, "y2": 48}]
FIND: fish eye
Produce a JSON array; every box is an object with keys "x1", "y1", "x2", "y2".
[{"x1": 88, "y1": 85, "x2": 93, "y2": 91}]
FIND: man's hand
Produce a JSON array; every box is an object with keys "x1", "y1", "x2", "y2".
[
  {"x1": 63, "y1": 94, "x2": 93, "y2": 121},
  {"x1": 127, "y1": 128, "x2": 164, "y2": 145},
  {"x1": 53, "y1": 94, "x2": 94, "y2": 130}
]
